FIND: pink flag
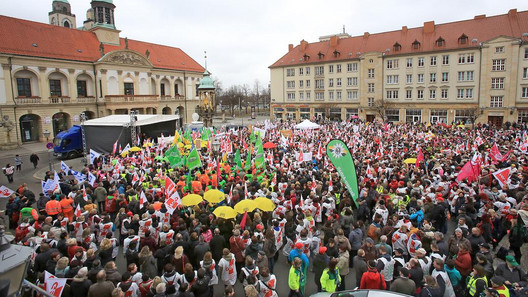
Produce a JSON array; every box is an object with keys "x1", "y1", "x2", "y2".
[
  {"x1": 112, "y1": 140, "x2": 118, "y2": 155},
  {"x1": 490, "y1": 144, "x2": 503, "y2": 162},
  {"x1": 416, "y1": 148, "x2": 424, "y2": 167},
  {"x1": 456, "y1": 161, "x2": 478, "y2": 183}
]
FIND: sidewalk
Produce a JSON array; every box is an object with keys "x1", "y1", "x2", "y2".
[{"x1": 0, "y1": 142, "x2": 48, "y2": 159}]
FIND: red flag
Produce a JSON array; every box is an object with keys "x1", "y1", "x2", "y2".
[
  {"x1": 490, "y1": 144, "x2": 503, "y2": 162},
  {"x1": 112, "y1": 140, "x2": 118, "y2": 155},
  {"x1": 416, "y1": 147, "x2": 424, "y2": 166},
  {"x1": 456, "y1": 161, "x2": 478, "y2": 183},
  {"x1": 82, "y1": 185, "x2": 88, "y2": 201},
  {"x1": 75, "y1": 204, "x2": 82, "y2": 217},
  {"x1": 217, "y1": 158, "x2": 221, "y2": 182},
  {"x1": 298, "y1": 151, "x2": 304, "y2": 163},
  {"x1": 240, "y1": 211, "x2": 248, "y2": 229},
  {"x1": 493, "y1": 167, "x2": 511, "y2": 188}
]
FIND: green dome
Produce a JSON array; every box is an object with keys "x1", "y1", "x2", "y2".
[
  {"x1": 198, "y1": 70, "x2": 215, "y2": 90},
  {"x1": 53, "y1": 0, "x2": 70, "y2": 3},
  {"x1": 92, "y1": 0, "x2": 113, "y2": 4}
]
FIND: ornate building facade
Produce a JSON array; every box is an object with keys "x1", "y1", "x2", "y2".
[
  {"x1": 269, "y1": 9, "x2": 528, "y2": 126},
  {"x1": 0, "y1": 0, "x2": 204, "y2": 149}
]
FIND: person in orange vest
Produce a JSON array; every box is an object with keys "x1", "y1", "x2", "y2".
[
  {"x1": 176, "y1": 176, "x2": 186, "y2": 190},
  {"x1": 192, "y1": 179, "x2": 202, "y2": 194},
  {"x1": 59, "y1": 194, "x2": 74, "y2": 221},
  {"x1": 45, "y1": 198, "x2": 62, "y2": 220},
  {"x1": 200, "y1": 173, "x2": 210, "y2": 187}
]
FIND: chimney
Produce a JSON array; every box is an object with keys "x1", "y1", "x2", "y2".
[
  {"x1": 474, "y1": 14, "x2": 486, "y2": 20},
  {"x1": 402, "y1": 26, "x2": 408, "y2": 33},
  {"x1": 300, "y1": 40, "x2": 308, "y2": 52},
  {"x1": 363, "y1": 32, "x2": 370, "y2": 38},
  {"x1": 288, "y1": 44, "x2": 293, "y2": 52},
  {"x1": 423, "y1": 21, "x2": 435, "y2": 34},
  {"x1": 509, "y1": 8, "x2": 518, "y2": 17},
  {"x1": 330, "y1": 35, "x2": 338, "y2": 48}
]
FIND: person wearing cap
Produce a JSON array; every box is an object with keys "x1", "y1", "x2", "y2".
[
  {"x1": 390, "y1": 267, "x2": 416, "y2": 296},
  {"x1": 495, "y1": 255, "x2": 528, "y2": 288},
  {"x1": 448, "y1": 228, "x2": 471, "y2": 257},
  {"x1": 489, "y1": 276, "x2": 510, "y2": 297},
  {"x1": 313, "y1": 246, "x2": 329, "y2": 292},
  {"x1": 361, "y1": 237, "x2": 378, "y2": 262},
  {"x1": 320, "y1": 258, "x2": 341, "y2": 293},
  {"x1": 360, "y1": 259, "x2": 386, "y2": 290},
  {"x1": 288, "y1": 241, "x2": 309, "y2": 277},
  {"x1": 478, "y1": 242, "x2": 493, "y2": 265}
]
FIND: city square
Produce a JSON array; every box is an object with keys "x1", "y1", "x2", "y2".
[{"x1": 2, "y1": 1, "x2": 528, "y2": 297}]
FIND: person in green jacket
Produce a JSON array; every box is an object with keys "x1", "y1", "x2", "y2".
[
  {"x1": 288, "y1": 257, "x2": 305, "y2": 297},
  {"x1": 321, "y1": 258, "x2": 341, "y2": 293}
]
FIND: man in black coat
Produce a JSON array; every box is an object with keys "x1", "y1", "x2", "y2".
[
  {"x1": 34, "y1": 243, "x2": 57, "y2": 273},
  {"x1": 209, "y1": 228, "x2": 226, "y2": 264}
]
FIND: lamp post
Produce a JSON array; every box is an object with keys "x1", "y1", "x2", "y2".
[
  {"x1": 0, "y1": 225, "x2": 34, "y2": 297},
  {"x1": 43, "y1": 129, "x2": 52, "y2": 172}
]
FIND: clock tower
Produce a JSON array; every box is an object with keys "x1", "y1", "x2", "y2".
[
  {"x1": 84, "y1": 0, "x2": 121, "y2": 45},
  {"x1": 48, "y1": 0, "x2": 77, "y2": 28}
]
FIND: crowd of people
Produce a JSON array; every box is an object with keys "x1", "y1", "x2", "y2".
[{"x1": 4, "y1": 118, "x2": 528, "y2": 297}]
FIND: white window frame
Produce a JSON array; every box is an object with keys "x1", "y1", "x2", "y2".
[
  {"x1": 442, "y1": 55, "x2": 449, "y2": 65},
  {"x1": 521, "y1": 87, "x2": 528, "y2": 98},
  {"x1": 441, "y1": 89, "x2": 448, "y2": 99},
  {"x1": 492, "y1": 59, "x2": 505, "y2": 71},
  {"x1": 368, "y1": 83, "x2": 374, "y2": 93},
  {"x1": 368, "y1": 69, "x2": 375, "y2": 78},
  {"x1": 336, "y1": 64, "x2": 342, "y2": 73},
  {"x1": 417, "y1": 89, "x2": 424, "y2": 99},
  {"x1": 406, "y1": 74, "x2": 412, "y2": 84},
  {"x1": 336, "y1": 78, "x2": 342, "y2": 87},
  {"x1": 490, "y1": 96, "x2": 503, "y2": 107},
  {"x1": 430, "y1": 73, "x2": 437, "y2": 83},
  {"x1": 429, "y1": 89, "x2": 436, "y2": 99},
  {"x1": 491, "y1": 77, "x2": 504, "y2": 89},
  {"x1": 418, "y1": 74, "x2": 424, "y2": 83},
  {"x1": 418, "y1": 57, "x2": 424, "y2": 67},
  {"x1": 406, "y1": 89, "x2": 412, "y2": 99},
  {"x1": 407, "y1": 58, "x2": 413, "y2": 68},
  {"x1": 441, "y1": 72, "x2": 449, "y2": 82},
  {"x1": 430, "y1": 56, "x2": 437, "y2": 66}
]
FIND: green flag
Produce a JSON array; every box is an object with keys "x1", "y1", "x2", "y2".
[
  {"x1": 165, "y1": 145, "x2": 183, "y2": 167},
  {"x1": 254, "y1": 137, "x2": 265, "y2": 168},
  {"x1": 326, "y1": 139, "x2": 359, "y2": 207},
  {"x1": 187, "y1": 148, "x2": 202, "y2": 170},
  {"x1": 186, "y1": 171, "x2": 192, "y2": 193},
  {"x1": 250, "y1": 131, "x2": 256, "y2": 144},
  {"x1": 234, "y1": 149, "x2": 243, "y2": 170},
  {"x1": 244, "y1": 149, "x2": 251, "y2": 171}
]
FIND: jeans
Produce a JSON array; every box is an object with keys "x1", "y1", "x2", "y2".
[{"x1": 268, "y1": 257, "x2": 275, "y2": 273}]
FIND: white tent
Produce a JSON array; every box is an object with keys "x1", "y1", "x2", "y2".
[{"x1": 294, "y1": 119, "x2": 321, "y2": 130}]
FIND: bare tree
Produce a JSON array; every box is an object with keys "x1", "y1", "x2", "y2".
[
  {"x1": 466, "y1": 107, "x2": 483, "y2": 129},
  {"x1": 371, "y1": 98, "x2": 393, "y2": 122}
]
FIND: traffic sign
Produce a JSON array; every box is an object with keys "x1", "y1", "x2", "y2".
[{"x1": 46, "y1": 142, "x2": 54, "y2": 149}]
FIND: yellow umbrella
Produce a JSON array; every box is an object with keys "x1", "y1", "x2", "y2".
[
  {"x1": 213, "y1": 206, "x2": 237, "y2": 219},
  {"x1": 181, "y1": 194, "x2": 203, "y2": 206},
  {"x1": 403, "y1": 158, "x2": 417, "y2": 164},
  {"x1": 129, "y1": 146, "x2": 142, "y2": 152},
  {"x1": 254, "y1": 197, "x2": 275, "y2": 211},
  {"x1": 177, "y1": 142, "x2": 184, "y2": 148},
  {"x1": 234, "y1": 199, "x2": 257, "y2": 214},
  {"x1": 120, "y1": 151, "x2": 129, "y2": 157},
  {"x1": 457, "y1": 124, "x2": 466, "y2": 128},
  {"x1": 184, "y1": 144, "x2": 192, "y2": 150},
  {"x1": 142, "y1": 142, "x2": 153, "y2": 147},
  {"x1": 204, "y1": 189, "x2": 225, "y2": 204}
]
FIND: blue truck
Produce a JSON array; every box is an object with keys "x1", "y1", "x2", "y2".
[{"x1": 53, "y1": 125, "x2": 83, "y2": 159}]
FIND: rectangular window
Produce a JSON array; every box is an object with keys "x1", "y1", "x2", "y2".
[
  {"x1": 525, "y1": 48, "x2": 528, "y2": 59},
  {"x1": 315, "y1": 79, "x2": 324, "y2": 89},
  {"x1": 315, "y1": 92, "x2": 324, "y2": 100},
  {"x1": 491, "y1": 77, "x2": 504, "y2": 89},
  {"x1": 160, "y1": 83, "x2": 166, "y2": 96},
  {"x1": 306, "y1": 92, "x2": 311, "y2": 100},
  {"x1": 174, "y1": 84, "x2": 179, "y2": 95},
  {"x1": 386, "y1": 75, "x2": 399, "y2": 84},
  {"x1": 347, "y1": 77, "x2": 353, "y2": 87},
  {"x1": 124, "y1": 82, "x2": 134, "y2": 95},
  {"x1": 346, "y1": 90, "x2": 357, "y2": 100},
  {"x1": 368, "y1": 69, "x2": 375, "y2": 78},
  {"x1": 328, "y1": 65, "x2": 334, "y2": 73},
  {"x1": 306, "y1": 80, "x2": 311, "y2": 88},
  {"x1": 418, "y1": 74, "x2": 424, "y2": 83},
  {"x1": 441, "y1": 89, "x2": 448, "y2": 99},
  {"x1": 442, "y1": 55, "x2": 449, "y2": 65},
  {"x1": 336, "y1": 91, "x2": 342, "y2": 100},
  {"x1": 466, "y1": 88, "x2": 473, "y2": 98},
  {"x1": 467, "y1": 53, "x2": 474, "y2": 63},
  {"x1": 49, "y1": 79, "x2": 62, "y2": 97},
  {"x1": 347, "y1": 63, "x2": 358, "y2": 72},
  {"x1": 336, "y1": 64, "x2": 342, "y2": 73},
  {"x1": 367, "y1": 97, "x2": 374, "y2": 107},
  {"x1": 387, "y1": 59, "x2": 399, "y2": 69},
  {"x1": 315, "y1": 66, "x2": 324, "y2": 75},
  {"x1": 16, "y1": 78, "x2": 31, "y2": 97},
  {"x1": 299, "y1": 92, "x2": 304, "y2": 100},
  {"x1": 492, "y1": 59, "x2": 506, "y2": 71},
  {"x1": 386, "y1": 90, "x2": 398, "y2": 99},
  {"x1": 429, "y1": 89, "x2": 436, "y2": 99},
  {"x1": 328, "y1": 78, "x2": 334, "y2": 87},
  {"x1": 430, "y1": 56, "x2": 437, "y2": 66},
  {"x1": 495, "y1": 46, "x2": 504, "y2": 53},
  {"x1": 430, "y1": 110, "x2": 448, "y2": 123},
  {"x1": 458, "y1": 54, "x2": 466, "y2": 64},
  {"x1": 458, "y1": 71, "x2": 465, "y2": 81},
  {"x1": 386, "y1": 109, "x2": 400, "y2": 122},
  {"x1": 368, "y1": 83, "x2": 374, "y2": 93},
  {"x1": 522, "y1": 87, "x2": 528, "y2": 98},
  {"x1": 352, "y1": 77, "x2": 358, "y2": 86},
  {"x1": 518, "y1": 110, "x2": 528, "y2": 123},
  {"x1": 418, "y1": 57, "x2": 424, "y2": 67},
  {"x1": 523, "y1": 67, "x2": 528, "y2": 79},
  {"x1": 406, "y1": 89, "x2": 412, "y2": 99},
  {"x1": 287, "y1": 92, "x2": 295, "y2": 100},
  {"x1": 417, "y1": 89, "x2": 424, "y2": 99},
  {"x1": 406, "y1": 58, "x2": 413, "y2": 68},
  {"x1": 442, "y1": 72, "x2": 449, "y2": 82},
  {"x1": 457, "y1": 89, "x2": 465, "y2": 99},
  {"x1": 298, "y1": 68, "x2": 304, "y2": 76},
  {"x1": 299, "y1": 80, "x2": 304, "y2": 88},
  {"x1": 406, "y1": 74, "x2": 413, "y2": 84},
  {"x1": 405, "y1": 109, "x2": 422, "y2": 123},
  {"x1": 430, "y1": 73, "x2": 436, "y2": 83},
  {"x1": 336, "y1": 78, "x2": 342, "y2": 87},
  {"x1": 467, "y1": 71, "x2": 474, "y2": 81},
  {"x1": 306, "y1": 67, "x2": 311, "y2": 75},
  {"x1": 490, "y1": 96, "x2": 503, "y2": 107},
  {"x1": 287, "y1": 81, "x2": 295, "y2": 89},
  {"x1": 286, "y1": 68, "x2": 295, "y2": 76},
  {"x1": 77, "y1": 80, "x2": 87, "y2": 97}
]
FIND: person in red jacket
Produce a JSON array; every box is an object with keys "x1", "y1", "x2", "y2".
[
  {"x1": 360, "y1": 260, "x2": 387, "y2": 290},
  {"x1": 455, "y1": 243, "x2": 472, "y2": 282}
]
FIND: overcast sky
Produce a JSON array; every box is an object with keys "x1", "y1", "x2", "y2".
[{"x1": 4, "y1": 0, "x2": 528, "y2": 91}]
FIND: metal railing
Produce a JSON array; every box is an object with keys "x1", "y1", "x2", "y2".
[
  {"x1": 49, "y1": 97, "x2": 71, "y2": 104},
  {"x1": 14, "y1": 97, "x2": 41, "y2": 104},
  {"x1": 22, "y1": 280, "x2": 54, "y2": 297}
]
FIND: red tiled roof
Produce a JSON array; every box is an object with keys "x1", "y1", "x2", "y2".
[
  {"x1": 270, "y1": 9, "x2": 528, "y2": 68},
  {"x1": 0, "y1": 15, "x2": 204, "y2": 73}
]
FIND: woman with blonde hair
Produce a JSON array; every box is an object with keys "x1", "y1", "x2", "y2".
[
  {"x1": 55, "y1": 257, "x2": 70, "y2": 277},
  {"x1": 99, "y1": 238, "x2": 113, "y2": 266},
  {"x1": 200, "y1": 251, "x2": 218, "y2": 295},
  {"x1": 138, "y1": 246, "x2": 158, "y2": 279}
]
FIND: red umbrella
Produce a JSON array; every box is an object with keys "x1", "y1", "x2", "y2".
[{"x1": 263, "y1": 142, "x2": 277, "y2": 149}]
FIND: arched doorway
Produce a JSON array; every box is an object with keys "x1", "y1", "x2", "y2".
[
  {"x1": 162, "y1": 107, "x2": 172, "y2": 114},
  {"x1": 19, "y1": 114, "x2": 41, "y2": 142},
  {"x1": 52, "y1": 112, "x2": 71, "y2": 136},
  {"x1": 177, "y1": 106, "x2": 184, "y2": 128},
  {"x1": 83, "y1": 111, "x2": 95, "y2": 120}
]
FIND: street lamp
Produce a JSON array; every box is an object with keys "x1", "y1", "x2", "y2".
[
  {"x1": 0, "y1": 225, "x2": 34, "y2": 297},
  {"x1": 43, "y1": 129, "x2": 52, "y2": 172}
]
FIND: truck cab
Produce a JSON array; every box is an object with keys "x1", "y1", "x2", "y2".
[{"x1": 53, "y1": 125, "x2": 83, "y2": 159}]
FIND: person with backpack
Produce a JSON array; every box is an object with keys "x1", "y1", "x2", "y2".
[
  {"x1": 240, "y1": 256, "x2": 260, "y2": 287},
  {"x1": 200, "y1": 252, "x2": 218, "y2": 296},
  {"x1": 320, "y1": 258, "x2": 341, "y2": 293},
  {"x1": 360, "y1": 260, "x2": 387, "y2": 290},
  {"x1": 190, "y1": 268, "x2": 210, "y2": 297}
]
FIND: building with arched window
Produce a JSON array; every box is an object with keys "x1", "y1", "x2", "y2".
[{"x1": 0, "y1": 0, "x2": 205, "y2": 149}]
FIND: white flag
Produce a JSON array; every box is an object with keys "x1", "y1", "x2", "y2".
[
  {"x1": 44, "y1": 271, "x2": 67, "y2": 297},
  {"x1": 88, "y1": 171, "x2": 97, "y2": 186},
  {"x1": 122, "y1": 143, "x2": 131, "y2": 153},
  {"x1": 60, "y1": 161, "x2": 70, "y2": 173},
  {"x1": 0, "y1": 185, "x2": 15, "y2": 198},
  {"x1": 71, "y1": 170, "x2": 86, "y2": 183},
  {"x1": 89, "y1": 149, "x2": 101, "y2": 165}
]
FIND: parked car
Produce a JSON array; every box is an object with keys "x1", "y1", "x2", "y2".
[{"x1": 310, "y1": 289, "x2": 413, "y2": 297}]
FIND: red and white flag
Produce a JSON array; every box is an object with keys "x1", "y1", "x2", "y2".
[
  {"x1": 164, "y1": 177, "x2": 181, "y2": 214},
  {"x1": 82, "y1": 185, "x2": 88, "y2": 201},
  {"x1": 0, "y1": 185, "x2": 15, "y2": 198},
  {"x1": 298, "y1": 151, "x2": 304, "y2": 163},
  {"x1": 112, "y1": 140, "x2": 118, "y2": 155},
  {"x1": 75, "y1": 203, "x2": 83, "y2": 217},
  {"x1": 139, "y1": 191, "x2": 147, "y2": 209},
  {"x1": 328, "y1": 175, "x2": 333, "y2": 192},
  {"x1": 44, "y1": 271, "x2": 67, "y2": 297},
  {"x1": 493, "y1": 167, "x2": 511, "y2": 188},
  {"x1": 415, "y1": 147, "x2": 424, "y2": 167}
]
